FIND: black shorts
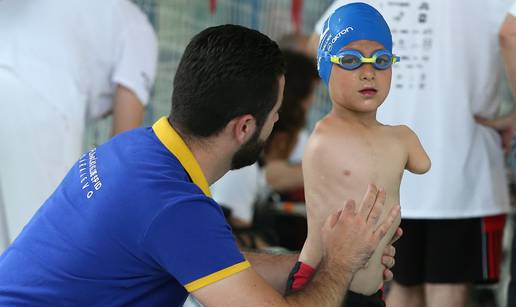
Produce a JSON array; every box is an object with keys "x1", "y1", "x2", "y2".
[
  {"x1": 344, "y1": 290, "x2": 385, "y2": 307},
  {"x1": 392, "y1": 215, "x2": 506, "y2": 286}
]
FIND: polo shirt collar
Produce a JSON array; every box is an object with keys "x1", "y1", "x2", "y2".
[{"x1": 152, "y1": 117, "x2": 212, "y2": 197}]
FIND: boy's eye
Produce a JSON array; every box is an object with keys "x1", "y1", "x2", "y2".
[
  {"x1": 376, "y1": 54, "x2": 390, "y2": 66},
  {"x1": 340, "y1": 55, "x2": 360, "y2": 65}
]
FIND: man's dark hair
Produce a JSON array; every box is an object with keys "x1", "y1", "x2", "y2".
[{"x1": 170, "y1": 24, "x2": 286, "y2": 138}]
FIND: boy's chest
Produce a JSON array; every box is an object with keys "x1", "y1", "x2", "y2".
[{"x1": 324, "y1": 132, "x2": 407, "y2": 181}]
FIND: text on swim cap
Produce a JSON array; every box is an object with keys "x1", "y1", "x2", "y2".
[{"x1": 326, "y1": 27, "x2": 354, "y2": 53}]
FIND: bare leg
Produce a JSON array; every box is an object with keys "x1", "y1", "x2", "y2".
[
  {"x1": 425, "y1": 283, "x2": 469, "y2": 307},
  {"x1": 386, "y1": 281, "x2": 424, "y2": 307}
]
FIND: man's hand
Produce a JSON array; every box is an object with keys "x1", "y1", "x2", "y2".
[
  {"x1": 381, "y1": 227, "x2": 402, "y2": 283},
  {"x1": 320, "y1": 184, "x2": 401, "y2": 274},
  {"x1": 475, "y1": 112, "x2": 516, "y2": 154}
]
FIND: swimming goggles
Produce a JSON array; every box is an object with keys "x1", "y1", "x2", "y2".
[{"x1": 329, "y1": 49, "x2": 400, "y2": 70}]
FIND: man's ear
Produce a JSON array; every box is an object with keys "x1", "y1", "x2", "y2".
[{"x1": 229, "y1": 114, "x2": 257, "y2": 145}]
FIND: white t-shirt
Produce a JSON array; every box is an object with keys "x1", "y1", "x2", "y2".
[
  {"x1": 315, "y1": 0, "x2": 512, "y2": 218},
  {"x1": 0, "y1": 0, "x2": 158, "y2": 121},
  {"x1": 211, "y1": 164, "x2": 268, "y2": 224}
]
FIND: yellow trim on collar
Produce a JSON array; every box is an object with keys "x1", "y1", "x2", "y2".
[
  {"x1": 185, "y1": 261, "x2": 251, "y2": 292},
  {"x1": 152, "y1": 117, "x2": 212, "y2": 197}
]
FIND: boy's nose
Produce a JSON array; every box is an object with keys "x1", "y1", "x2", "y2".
[{"x1": 359, "y1": 64, "x2": 376, "y2": 81}]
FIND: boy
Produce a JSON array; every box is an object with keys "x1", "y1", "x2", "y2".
[{"x1": 289, "y1": 2, "x2": 431, "y2": 299}]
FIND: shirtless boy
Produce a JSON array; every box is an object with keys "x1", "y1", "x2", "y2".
[{"x1": 288, "y1": 2, "x2": 431, "y2": 301}]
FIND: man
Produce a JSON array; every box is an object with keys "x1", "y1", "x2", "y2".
[
  {"x1": 311, "y1": 1, "x2": 511, "y2": 307},
  {"x1": 0, "y1": 25, "x2": 400, "y2": 306}
]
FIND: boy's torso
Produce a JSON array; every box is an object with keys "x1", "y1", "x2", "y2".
[
  {"x1": 302, "y1": 117, "x2": 406, "y2": 294},
  {"x1": 304, "y1": 117, "x2": 407, "y2": 220}
]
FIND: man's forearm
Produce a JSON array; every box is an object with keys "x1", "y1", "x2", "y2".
[
  {"x1": 245, "y1": 250, "x2": 353, "y2": 306},
  {"x1": 243, "y1": 251, "x2": 298, "y2": 294},
  {"x1": 285, "y1": 257, "x2": 352, "y2": 306},
  {"x1": 264, "y1": 161, "x2": 304, "y2": 192}
]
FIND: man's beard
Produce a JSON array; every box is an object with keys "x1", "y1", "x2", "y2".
[{"x1": 230, "y1": 131, "x2": 265, "y2": 170}]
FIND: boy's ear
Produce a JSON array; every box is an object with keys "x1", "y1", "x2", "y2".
[{"x1": 228, "y1": 114, "x2": 257, "y2": 145}]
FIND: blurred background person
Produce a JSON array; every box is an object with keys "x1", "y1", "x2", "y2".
[
  {"x1": 0, "y1": 0, "x2": 158, "y2": 250},
  {"x1": 263, "y1": 49, "x2": 319, "y2": 198},
  {"x1": 211, "y1": 49, "x2": 319, "y2": 250},
  {"x1": 277, "y1": 32, "x2": 311, "y2": 56},
  {"x1": 264, "y1": 33, "x2": 318, "y2": 200},
  {"x1": 477, "y1": 2, "x2": 516, "y2": 306}
]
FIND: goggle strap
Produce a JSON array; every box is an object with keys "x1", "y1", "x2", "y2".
[{"x1": 329, "y1": 55, "x2": 340, "y2": 64}]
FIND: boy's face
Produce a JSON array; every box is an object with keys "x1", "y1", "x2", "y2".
[{"x1": 328, "y1": 40, "x2": 392, "y2": 114}]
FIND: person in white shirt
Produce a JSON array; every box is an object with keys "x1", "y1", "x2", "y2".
[
  {"x1": 311, "y1": 1, "x2": 511, "y2": 307},
  {"x1": 0, "y1": 0, "x2": 158, "y2": 251},
  {"x1": 262, "y1": 34, "x2": 318, "y2": 195},
  {"x1": 477, "y1": 2, "x2": 516, "y2": 307},
  {"x1": 211, "y1": 163, "x2": 268, "y2": 228}
]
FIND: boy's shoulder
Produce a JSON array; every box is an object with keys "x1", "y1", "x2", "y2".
[
  {"x1": 379, "y1": 124, "x2": 414, "y2": 138},
  {"x1": 305, "y1": 118, "x2": 344, "y2": 154},
  {"x1": 312, "y1": 115, "x2": 356, "y2": 135},
  {"x1": 379, "y1": 123, "x2": 410, "y2": 130}
]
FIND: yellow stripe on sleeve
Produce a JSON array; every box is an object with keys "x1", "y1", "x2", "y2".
[{"x1": 184, "y1": 261, "x2": 251, "y2": 292}]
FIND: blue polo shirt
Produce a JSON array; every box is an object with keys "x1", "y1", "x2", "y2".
[{"x1": 0, "y1": 117, "x2": 250, "y2": 306}]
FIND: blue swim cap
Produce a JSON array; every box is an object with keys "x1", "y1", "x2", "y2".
[{"x1": 318, "y1": 2, "x2": 393, "y2": 85}]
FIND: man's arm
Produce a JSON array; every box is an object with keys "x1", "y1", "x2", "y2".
[
  {"x1": 193, "y1": 186, "x2": 400, "y2": 306},
  {"x1": 243, "y1": 227, "x2": 401, "y2": 295},
  {"x1": 111, "y1": 84, "x2": 145, "y2": 136},
  {"x1": 243, "y1": 251, "x2": 298, "y2": 294},
  {"x1": 264, "y1": 161, "x2": 304, "y2": 192},
  {"x1": 501, "y1": 13, "x2": 516, "y2": 104},
  {"x1": 476, "y1": 13, "x2": 516, "y2": 153}
]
